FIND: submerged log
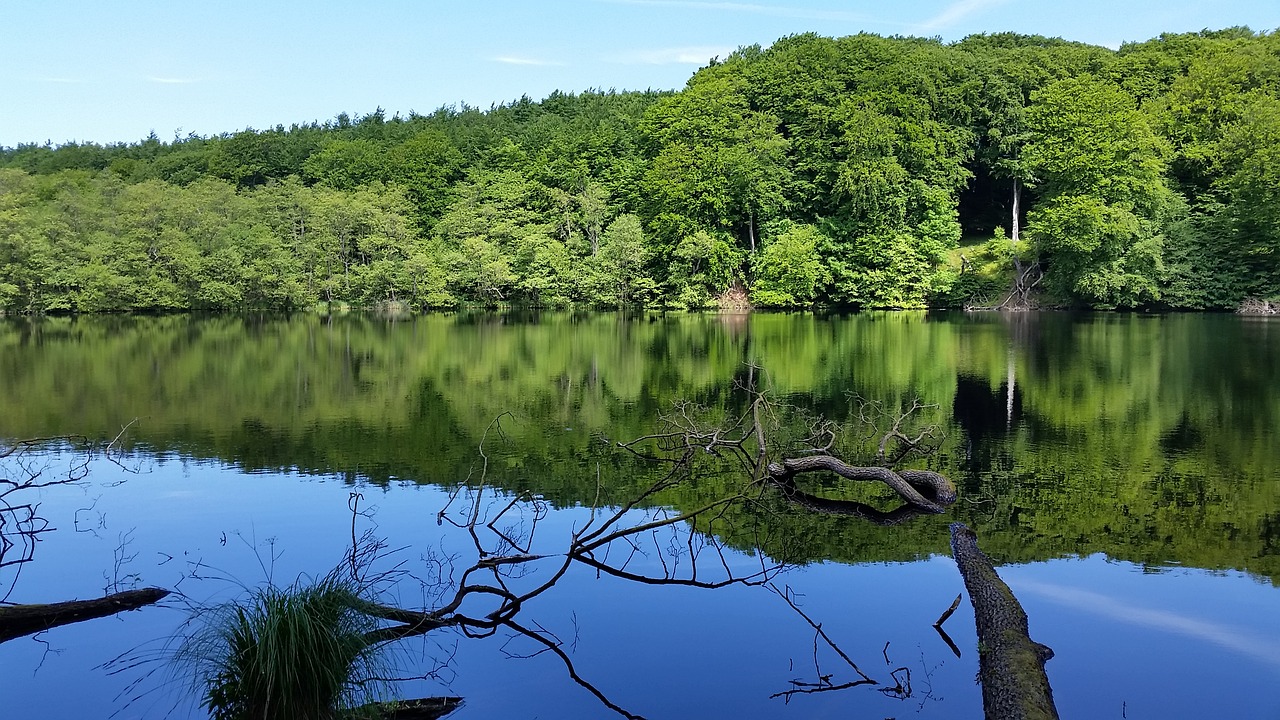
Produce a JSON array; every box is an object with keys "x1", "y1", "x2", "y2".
[
  {"x1": 767, "y1": 455, "x2": 957, "y2": 513},
  {"x1": 354, "y1": 696, "x2": 463, "y2": 720},
  {"x1": 0, "y1": 587, "x2": 170, "y2": 643},
  {"x1": 767, "y1": 474, "x2": 941, "y2": 525},
  {"x1": 949, "y1": 523, "x2": 1058, "y2": 720}
]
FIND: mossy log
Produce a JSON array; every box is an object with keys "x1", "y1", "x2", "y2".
[
  {"x1": 0, "y1": 587, "x2": 170, "y2": 643},
  {"x1": 766, "y1": 473, "x2": 941, "y2": 525},
  {"x1": 949, "y1": 523, "x2": 1058, "y2": 720},
  {"x1": 767, "y1": 455, "x2": 957, "y2": 514}
]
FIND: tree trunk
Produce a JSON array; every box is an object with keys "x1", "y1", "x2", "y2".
[
  {"x1": 950, "y1": 524, "x2": 1058, "y2": 720},
  {"x1": 1011, "y1": 179, "x2": 1021, "y2": 245},
  {"x1": 766, "y1": 456, "x2": 956, "y2": 514},
  {"x1": 0, "y1": 587, "x2": 170, "y2": 643},
  {"x1": 353, "y1": 697, "x2": 463, "y2": 720}
]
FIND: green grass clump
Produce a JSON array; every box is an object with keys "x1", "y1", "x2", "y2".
[{"x1": 179, "y1": 575, "x2": 391, "y2": 720}]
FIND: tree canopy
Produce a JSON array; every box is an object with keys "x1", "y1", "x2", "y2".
[{"x1": 3, "y1": 28, "x2": 1280, "y2": 313}]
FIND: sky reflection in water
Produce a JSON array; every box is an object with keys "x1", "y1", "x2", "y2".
[
  {"x1": 2, "y1": 312, "x2": 1279, "y2": 718},
  {"x1": 2, "y1": 456, "x2": 1278, "y2": 719}
]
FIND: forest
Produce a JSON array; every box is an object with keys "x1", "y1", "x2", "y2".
[{"x1": 2, "y1": 28, "x2": 1279, "y2": 313}]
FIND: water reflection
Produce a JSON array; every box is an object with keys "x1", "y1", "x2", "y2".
[
  {"x1": 2, "y1": 312, "x2": 1278, "y2": 575},
  {"x1": 1013, "y1": 577, "x2": 1280, "y2": 670},
  {"x1": 0, "y1": 312, "x2": 1279, "y2": 718}
]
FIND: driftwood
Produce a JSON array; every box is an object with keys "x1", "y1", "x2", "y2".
[
  {"x1": 949, "y1": 523, "x2": 1058, "y2": 720},
  {"x1": 767, "y1": 456, "x2": 957, "y2": 514},
  {"x1": 1237, "y1": 297, "x2": 1280, "y2": 315},
  {"x1": 0, "y1": 587, "x2": 170, "y2": 643}
]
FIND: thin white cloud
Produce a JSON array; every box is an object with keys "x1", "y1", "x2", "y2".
[
  {"x1": 490, "y1": 56, "x2": 567, "y2": 67},
  {"x1": 1012, "y1": 578, "x2": 1280, "y2": 669},
  {"x1": 919, "y1": 0, "x2": 1010, "y2": 30},
  {"x1": 148, "y1": 76, "x2": 197, "y2": 84},
  {"x1": 611, "y1": 45, "x2": 736, "y2": 65},
  {"x1": 598, "y1": 0, "x2": 874, "y2": 23}
]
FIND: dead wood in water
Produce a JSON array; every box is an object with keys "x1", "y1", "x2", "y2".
[
  {"x1": 0, "y1": 587, "x2": 170, "y2": 643},
  {"x1": 354, "y1": 696, "x2": 463, "y2": 720},
  {"x1": 950, "y1": 523, "x2": 1058, "y2": 720},
  {"x1": 766, "y1": 455, "x2": 956, "y2": 515}
]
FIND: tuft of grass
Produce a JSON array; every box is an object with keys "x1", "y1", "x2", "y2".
[{"x1": 177, "y1": 574, "x2": 392, "y2": 720}]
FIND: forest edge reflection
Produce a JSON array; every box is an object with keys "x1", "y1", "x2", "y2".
[
  {"x1": 3, "y1": 385, "x2": 1066, "y2": 720},
  {"x1": 1, "y1": 311, "x2": 1277, "y2": 718},
  {"x1": 2, "y1": 311, "x2": 1275, "y2": 583}
]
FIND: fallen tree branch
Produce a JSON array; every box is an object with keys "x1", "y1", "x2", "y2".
[
  {"x1": 766, "y1": 475, "x2": 943, "y2": 525},
  {"x1": 949, "y1": 523, "x2": 1058, "y2": 720},
  {"x1": 352, "y1": 696, "x2": 463, "y2": 720},
  {"x1": 0, "y1": 587, "x2": 170, "y2": 643},
  {"x1": 767, "y1": 456, "x2": 956, "y2": 514}
]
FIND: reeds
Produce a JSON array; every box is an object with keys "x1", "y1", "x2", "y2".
[{"x1": 177, "y1": 572, "x2": 391, "y2": 720}]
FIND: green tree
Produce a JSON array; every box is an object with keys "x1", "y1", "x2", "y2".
[
  {"x1": 303, "y1": 139, "x2": 387, "y2": 190},
  {"x1": 386, "y1": 131, "x2": 464, "y2": 226},
  {"x1": 433, "y1": 164, "x2": 563, "y2": 305},
  {"x1": 640, "y1": 60, "x2": 790, "y2": 253},
  {"x1": 670, "y1": 230, "x2": 743, "y2": 308},
  {"x1": 1215, "y1": 95, "x2": 1280, "y2": 298},
  {"x1": 590, "y1": 214, "x2": 653, "y2": 306},
  {"x1": 1023, "y1": 76, "x2": 1179, "y2": 306},
  {"x1": 749, "y1": 223, "x2": 827, "y2": 307}
]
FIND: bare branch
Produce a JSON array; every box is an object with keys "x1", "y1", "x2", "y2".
[{"x1": 503, "y1": 618, "x2": 647, "y2": 720}]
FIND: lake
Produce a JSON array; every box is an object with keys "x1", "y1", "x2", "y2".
[{"x1": 1, "y1": 311, "x2": 1278, "y2": 719}]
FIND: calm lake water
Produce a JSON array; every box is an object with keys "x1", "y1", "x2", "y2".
[{"x1": 2, "y1": 311, "x2": 1279, "y2": 719}]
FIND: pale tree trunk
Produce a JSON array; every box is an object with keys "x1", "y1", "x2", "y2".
[
  {"x1": 1011, "y1": 179, "x2": 1021, "y2": 245},
  {"x1": 1006, "y1": 345, "x2": 1016, "y2": 430},
  {"x1": 1009, "y1": 178, "x2": 1026, "y2": 285}
]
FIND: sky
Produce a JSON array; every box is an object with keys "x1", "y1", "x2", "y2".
[{"x1": 3, "y1": 0, "x2": 1278, "y2": 148}]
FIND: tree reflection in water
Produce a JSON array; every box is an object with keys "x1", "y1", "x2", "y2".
[{"x1": 145, "y1": 385, "x2": 990, "y2": 719}]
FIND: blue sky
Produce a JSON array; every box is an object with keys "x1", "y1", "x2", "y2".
[{"x1": 3, "y1": 0, "x2": 1278, "y2": 147}]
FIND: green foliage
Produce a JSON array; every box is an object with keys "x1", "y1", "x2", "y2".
[
  {"x1": 670, "y1": 230, "x2": 744, "y2": 308},
  {"x1": 590, "y1": 214, "x2": 655, "y2": 306},
  {"x1": 749, "y1": 223, "x2": 827, "y2": 307},
  {"x1": 639, "y1": 61, "x2": 790, "y2": 252},
  {"x1": 3, "y1": 29, "x2": 1280, "y2": 311},
  {"x1": 303, "y1": 140, "x2": 387, "y2": 190},
  {"x1": 1023, "y1": 76, "x2": 1179, "y2": 306},
  {"x1": 1212, "y1": 95, "x2": 1280, "y2": 299}
]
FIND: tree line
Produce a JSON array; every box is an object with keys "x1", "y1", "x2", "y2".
[{"x1": 2, "y1": 28, "x2": 1278, "y2": 312}]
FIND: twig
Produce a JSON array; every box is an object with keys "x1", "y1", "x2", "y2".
[{"x1": 934, "y1": 593, "x2": 962, "y2": 628}]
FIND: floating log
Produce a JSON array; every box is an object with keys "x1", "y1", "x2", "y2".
[
  {"x1": 767, "y1": 473, "x2": 941, "y2": 525},
  {"x1": 767, "y1": 455, "x2": 957, "y2": 514},
  {"x1": 0, "y1": 587, "x2": 170, "y2": 643},
  {"x1": 949, "y1": 523, "x2": 1058, "y2": 720}
]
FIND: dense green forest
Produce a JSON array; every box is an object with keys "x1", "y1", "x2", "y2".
[{"x1": 3, "y1": 28, "x2": 1279, "y2": 312}]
